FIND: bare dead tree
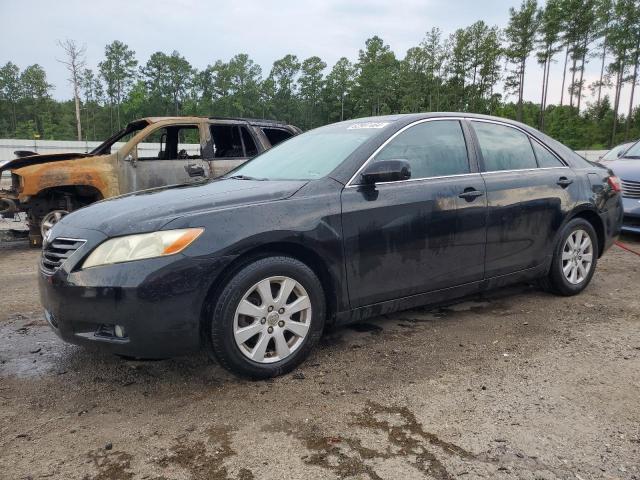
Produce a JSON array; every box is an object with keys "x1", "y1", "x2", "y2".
[{"x1": 57, "y1": 39, "x2": 86, "y2": 141}]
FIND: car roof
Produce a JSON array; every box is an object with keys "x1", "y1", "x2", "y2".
[
  {"x1": 141, "y1": 116, "x2": 293, "y2": 127},
  {"x1": 338, "y1": 112, "x2": 534, "y2": 128}
]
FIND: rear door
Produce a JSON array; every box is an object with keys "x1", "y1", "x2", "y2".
[
  {"x1": 341, "y1": 118, "x2": 488, "y2": 307},
  {"x1": 206, "y1": 123, "x2": 260, "y2": 177},
  {"x1": 469, "y1": 119, "x2": 577, "y2": 278}
]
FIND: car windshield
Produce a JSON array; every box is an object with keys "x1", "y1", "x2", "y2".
[
  {"x1": 89, "y1": 120, "x2": 148, "y2": 155},
  {"x1": 601, "y1": 143, "x2": 630, "y2": 161},
  {"x1": 226, "y1": 120, "x2": 391, "y2": 180},
  {"x1": 622, "y1": 140, "x2": 640, "y2": 159}
]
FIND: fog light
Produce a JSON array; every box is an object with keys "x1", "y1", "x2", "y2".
[{"x1": 114, "y1": 325, "x2": 127, "y2": 338}]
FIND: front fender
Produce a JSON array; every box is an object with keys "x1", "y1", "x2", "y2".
[{"x1": 14, "y1": 155, "x2": 118, "y2": 201}]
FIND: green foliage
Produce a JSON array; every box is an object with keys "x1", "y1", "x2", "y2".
[
  {"x1": 504, "y1": 0, "x2": 539, "y2": 121},
  {"x1": 1, "y1": 1, "x2": 639, "y2": 149}
]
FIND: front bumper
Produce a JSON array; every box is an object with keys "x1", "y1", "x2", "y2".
[
  {"x1": 622, "y1": 197, "x2": 640, "y2": 234},
  {"x1": 38, "y1": 224, "x2": 235, "y2": 358}
]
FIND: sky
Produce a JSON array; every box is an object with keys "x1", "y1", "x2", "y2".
[{"x1": 0, "y1": 0, "x2": 636, "y2": 113}]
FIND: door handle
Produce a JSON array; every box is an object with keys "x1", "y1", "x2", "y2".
[
  {"x1": 185, "y1": 164, "x2": 205, "y2": 177},
  {"x1": 557, "y1": 177, "x2": 573, "y2": 188},
  {"x1": 458, "y1": 188, "x2": 484, "y2": 201}
]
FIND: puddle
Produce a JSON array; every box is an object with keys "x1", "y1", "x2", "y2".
[
  {"x1": 0, "y1": 318, "x2": 225, "y2": 386},
  {"x1": 0, "y1": 318, "x2": 65, "y2": 378}
]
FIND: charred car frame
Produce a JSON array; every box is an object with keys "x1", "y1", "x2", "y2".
[{"x1": 0, "y1": 116, "x2": 299, "y2": 246}]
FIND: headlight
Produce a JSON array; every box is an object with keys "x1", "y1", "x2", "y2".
[{"x1": 82, "y1": 228, "x2": 203, "y2": 269}]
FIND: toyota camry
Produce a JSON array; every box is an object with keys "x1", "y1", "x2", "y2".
[{"x1": 39, "y1": 113, "x2": 623, "y2": 378}]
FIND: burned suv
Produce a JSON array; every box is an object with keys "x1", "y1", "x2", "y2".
[{"x1": 0, "y1": 117, "x2": 300, "y2": 246}]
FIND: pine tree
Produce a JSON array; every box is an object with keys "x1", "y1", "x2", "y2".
[
  {"x1": 504, "y1": 0, "x2": 539, "y2": 121},
  {"x1": 98, "y1": 40, "x2": 137, "y2": 130}
]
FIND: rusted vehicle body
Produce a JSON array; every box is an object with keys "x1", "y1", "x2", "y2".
[{"x1": 0, "y1": 117, "x2": 300, "y2": 246}]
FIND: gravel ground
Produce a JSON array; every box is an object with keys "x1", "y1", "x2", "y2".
[{"x1": 0, "y1": 237, "x2": 639, "y2": 480}]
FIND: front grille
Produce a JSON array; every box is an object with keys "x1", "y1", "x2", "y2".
[
  {"x1": 621, "y1": 178, "x2": 640, "y2": 199},
  {"x1": 41, "y1": 237, "x2": 86, "y2": 274}
]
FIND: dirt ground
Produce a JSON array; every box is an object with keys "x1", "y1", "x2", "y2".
[{"x1": 0, "y1": 236, "x2": 639, "y2": 480}]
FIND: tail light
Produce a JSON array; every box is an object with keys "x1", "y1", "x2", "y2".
[{"x1": 608, "y1": 175, "x2": 622, "y2": 192}]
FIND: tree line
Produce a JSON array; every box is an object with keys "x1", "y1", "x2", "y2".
[{"x1": 1, "y1": 0, "x2": 639, "y2": 150}]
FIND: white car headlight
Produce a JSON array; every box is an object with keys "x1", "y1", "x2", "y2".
[{"x1": 82, "y1": 228, "x2": 203, "y2": 269}]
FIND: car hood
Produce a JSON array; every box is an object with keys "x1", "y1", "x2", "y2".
[
  {"x1": 605, "y1": 159, "x2": 640, "y2": 180},
  {"x1": 58, "y1": 178, "x2": 308, "y2": 237},
  {"x1": 0, "y1": 152, "x2": 94, "y2": 172}
]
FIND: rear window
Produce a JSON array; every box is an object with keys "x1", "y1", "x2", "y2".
[
  {"x1": 532, "y1": 140, "x2": 564, "y2": 167},
  {"x1": 262, "y1": 127, "x2": 294, "y2": 147},
  {"x1": 210, "y1": 125, "x2": 258, "y2": 158},
  {"x1": 472, "y1": 121, "x2": 537, "y2": 172}
]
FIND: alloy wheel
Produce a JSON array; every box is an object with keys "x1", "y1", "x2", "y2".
[
  {"x1": 561, "y1": 229, "x2": 593, "y2": 285},
  {"x1": 233, "y1": 276, "x2": 312, "y2": 363}
]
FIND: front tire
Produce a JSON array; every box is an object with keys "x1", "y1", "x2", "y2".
[
  {"x1": 207, "y1": 256, "x2": 325, "y2": 379},
  {"x1": 541, "y1": 218, "x2": 598, "y2": 296}
]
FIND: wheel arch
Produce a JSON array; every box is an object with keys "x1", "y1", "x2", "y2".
[
  {"x1": 199, "y1": 241, "x2": 339, "y2": 344},
  {"x1": 34, "y1": 184, "x2": 105, "y2": 203}
]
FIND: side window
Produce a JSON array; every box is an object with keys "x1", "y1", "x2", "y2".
[
  {"x1": 472, "y1": 122, "x2": 537, "y2": 172},
  {"x1": 373, "y1": 120, "x2": 470, "y2": 179},
  {"x1": 531, "y1": 140, "x2": 564, "y2": 167},
  {"x1": 136, "y1": 125, "x2": 201, "y2": 161},
  {"x1": 262, "y1": 127, "x2": 293, "y2": 147},
  {"x1": 210, "y1": 125, "x2": 257, "y2": 158}
]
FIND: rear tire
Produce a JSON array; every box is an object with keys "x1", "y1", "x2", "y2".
[
  {"x1": 207, "y1": 256, "x2": 325, "y2": 379},
  {"x1": 541, "y1": 218, "x2": 598, "y2": 296}
]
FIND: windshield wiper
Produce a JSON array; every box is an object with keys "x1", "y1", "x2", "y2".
[
  {"x1": 228, "y1": 175, "x2": 268, "y2": 181},
  {"x1": 622, "y1": 155, "x2": 640, "y2": 159}
]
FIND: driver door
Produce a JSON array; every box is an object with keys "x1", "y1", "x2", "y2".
[{"x1": 123, "y1": 124, "x2": 210, "y2": 192}]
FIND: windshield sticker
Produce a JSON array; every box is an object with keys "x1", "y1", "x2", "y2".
[{"x1": 347, "y1": 122, "x2": 390, "y2": 130}]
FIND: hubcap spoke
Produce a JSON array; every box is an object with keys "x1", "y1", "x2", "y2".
[
  {"x1": 256, "y1": 279, "x2": 274, "y2": 306},
  {"x1": 285, "y1": 320, "x2": 309, "y2": 338},
  {"x1": 577, "y1": 262, "x2": 587, "y2": 279},
  {"x1": 569, "y1": 265, "x2": 577, "y2": 283},
  {"x1": 274, "y1": 330, "x2": 290, "y2": 358},
  {"x1": 574, "y1": 231, "x2": 582, "y2": 248},
  {"x1": 237, "y1": 299, "x2": 265, "y2": 319},
  {"x1": 287, "y1": 295, "x2": 311, "y2": 315},
  {"x1": 277, "y1": 278, "x2": 296, "y2": 306},
  {"x1": 235, "y1": 322, "x2": 263, "y2": 343},
  {"x1": 251, "y1": 333, "x2": 270, "y2": 362}
]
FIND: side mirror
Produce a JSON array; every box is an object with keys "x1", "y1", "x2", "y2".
[
  {"x1": 361, "y1": 159, "x2": 411, "y2": 185},
  {"x1": 617, "y1": 149, "x2": 625, "y2": 158}
]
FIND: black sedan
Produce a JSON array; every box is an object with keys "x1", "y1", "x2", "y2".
[{"x1": 39, "y1": 113, "x2": 623, "y2": 378}]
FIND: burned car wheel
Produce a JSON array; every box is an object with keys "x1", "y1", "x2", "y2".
[
  {"x1": 40, "y1": 210, "x2": 69, "y2": 239},
  {"x1": 207, "y1": 256, "x2": 325, "y2": 378}
]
